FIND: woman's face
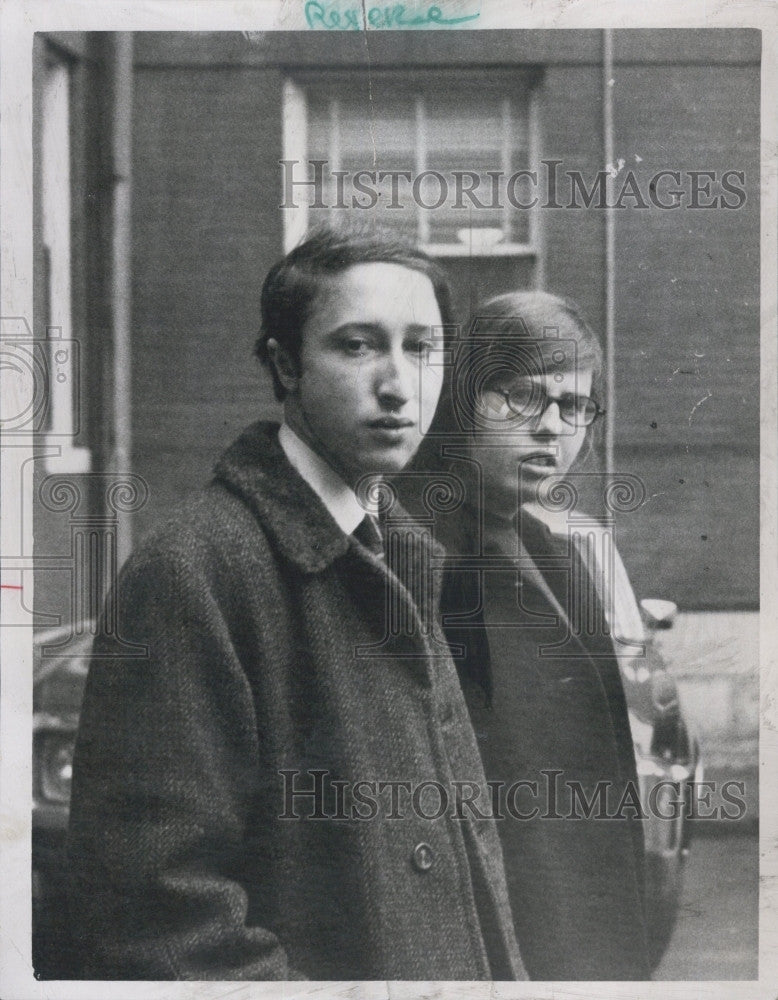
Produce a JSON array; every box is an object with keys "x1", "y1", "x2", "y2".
[{"x1": 468, "y1": 368, "x2": 594, "y2": 510}]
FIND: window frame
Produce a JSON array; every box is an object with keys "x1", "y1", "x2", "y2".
[{"x1": 282, "y1": 68, "x2": 544, "y2": 283}]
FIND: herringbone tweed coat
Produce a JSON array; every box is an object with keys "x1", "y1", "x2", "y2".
[{"x1": 67, "y1": 422, "x2": 526, "y2": 981}]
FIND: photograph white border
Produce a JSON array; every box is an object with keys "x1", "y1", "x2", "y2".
[{"x1": 1, "y1": 1, "x2": 776, "y2": 997}]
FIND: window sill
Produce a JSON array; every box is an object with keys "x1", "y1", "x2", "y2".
[{"x1": 421, "y1": 243, "x2": 537, "y2": 258}]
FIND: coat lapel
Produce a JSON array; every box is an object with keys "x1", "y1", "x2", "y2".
[
  {"x1": 482, "y1": 513, "x2": 593, "y2": 661},
  {"x1": 213, "y1": 422, "x2": 445, "y2": 685},
  {"x1": 213, "y1": 421, "x2": 351, "y2": 573}
]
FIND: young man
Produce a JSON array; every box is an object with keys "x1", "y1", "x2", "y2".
[{"x1": 67, "y1": 230, "x2": 526, "y2": 981}]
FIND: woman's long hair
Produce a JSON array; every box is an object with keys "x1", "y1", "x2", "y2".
[
  {"x1": 421, "y1": 291, "x2": 608, "y2": 701},
  {"x1": 416, "y1": 288, "x2": 606, "y2": 479}
]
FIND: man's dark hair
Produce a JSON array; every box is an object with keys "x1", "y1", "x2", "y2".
[{"x1": 256, "y1": 226, "x2": 455, "y2": 400}]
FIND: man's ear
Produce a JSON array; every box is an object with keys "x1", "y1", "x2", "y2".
[{"x1": 266, "y1": 338, "x2": 300, "y2": 394}]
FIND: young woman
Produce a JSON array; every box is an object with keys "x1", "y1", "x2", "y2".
[{"x1": 439, "y1": 291, "x2": 651, "y2": 980}]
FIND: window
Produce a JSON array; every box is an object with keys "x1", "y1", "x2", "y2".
[{"x1": 283, "y1": 71, "x2": 543, "y2": 316}]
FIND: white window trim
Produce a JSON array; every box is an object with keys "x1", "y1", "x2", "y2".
[
  {"x1": 282, "y1": 78, "x2": 309, "y2": 254},
  {"x1": 41, "y1": 53, "x2": 90, "y2": 474}
]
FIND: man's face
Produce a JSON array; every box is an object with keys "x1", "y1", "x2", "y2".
[
  {"x1": 281, "y1": 262, "x2": 444, "y2": 487},
  {"x1": 469, "y1": 368, "x2": 594, "y2": 511}
]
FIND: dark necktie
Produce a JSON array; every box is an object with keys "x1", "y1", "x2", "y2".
[{"x1": 352, "y1": 514, "x2": 384, "y2": 558}]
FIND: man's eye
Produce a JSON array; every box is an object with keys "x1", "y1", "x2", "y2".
[{"x1": 342, "y1": 338, "x2": 370, "y2": 355}]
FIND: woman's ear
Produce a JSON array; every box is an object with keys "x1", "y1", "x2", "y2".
[{"x1": 266, "y1": 338, "x2": 300, "y2": 395}]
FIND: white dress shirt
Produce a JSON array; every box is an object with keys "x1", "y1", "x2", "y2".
[{"x1": 278, "y1": 423, "x2": 377, "y2": 536}]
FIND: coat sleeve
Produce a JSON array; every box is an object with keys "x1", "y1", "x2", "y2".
[{"x1": 67, "y1": 544, "x2": 303, "y2": 980}]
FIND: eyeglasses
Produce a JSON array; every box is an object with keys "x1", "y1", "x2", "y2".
[{"x1": 481, "y1": 384, "x2": 605, "y2": 428}]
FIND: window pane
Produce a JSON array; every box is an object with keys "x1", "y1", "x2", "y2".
[{"x1": 304, "y1": 74, "x2": 533, "y2": 246}]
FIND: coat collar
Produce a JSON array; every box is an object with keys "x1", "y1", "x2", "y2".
[{"x1": 212, "y1": 421, "x2": 444, "y2": 574}]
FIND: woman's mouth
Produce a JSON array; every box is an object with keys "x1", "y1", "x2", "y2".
[{"x1": 521, "y1": 452, "x2": 557, "y2": 469}]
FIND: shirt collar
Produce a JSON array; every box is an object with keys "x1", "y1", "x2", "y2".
[{"x1": 278, "y1": 423, "x2": 375, "y2": 536}]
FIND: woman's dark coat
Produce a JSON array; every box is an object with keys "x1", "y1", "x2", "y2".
[
  {"x1": 67, "y1": 422, "x2": 526, "y2": 981},
  {"x1": 441, "y1": 507, "x2": 650, "y2": 980}
]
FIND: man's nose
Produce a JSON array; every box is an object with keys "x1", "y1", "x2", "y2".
[{"x1": 376, "y1": 348, "x2": 414, "y2": 408}]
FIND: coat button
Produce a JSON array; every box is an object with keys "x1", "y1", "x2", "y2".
[{"x1": 412, "y1": 842, "x2": 434, "y2": 872}]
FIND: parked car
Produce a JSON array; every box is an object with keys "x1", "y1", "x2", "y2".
[
  {"x1": 626, "y1": 598, "x2": 702, "y2": 966},
  {"x1": 32, "y1": 603, "x2": 699, "y2": 977},
  {"x1": 33, "y1": 624, "x2": 93, "y2": 978}
]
